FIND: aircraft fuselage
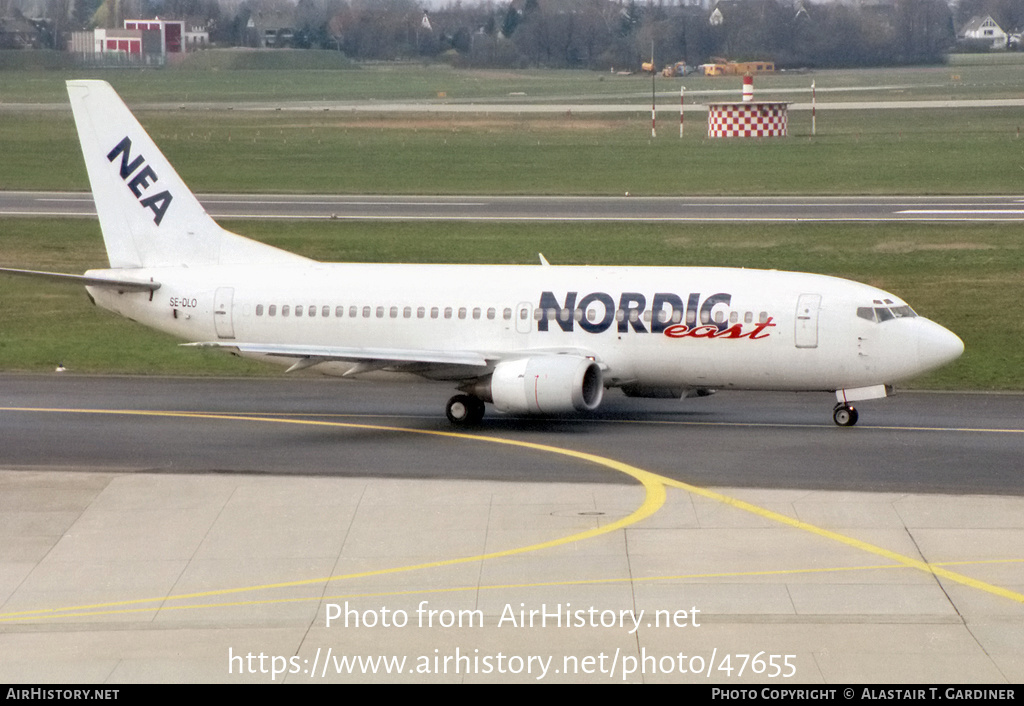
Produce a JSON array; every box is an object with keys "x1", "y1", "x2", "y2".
[{"x1": 87, "y1": 262, "x2": 963, "y2": 395}]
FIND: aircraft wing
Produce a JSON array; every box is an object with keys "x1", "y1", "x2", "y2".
[
  {"x1": 185, "y1": 342, "x2": 606, "y2": 378},
  {"x1": 184, "y1": 341, "x2": 493, "y2": 374},
  {"x1": 0, "y1": 267, "x2": 160, "y2": 293}
]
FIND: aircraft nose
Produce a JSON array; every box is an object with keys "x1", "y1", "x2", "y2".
[{"x1": 917, "y1": 319, "x2": 964, "y2": 372}]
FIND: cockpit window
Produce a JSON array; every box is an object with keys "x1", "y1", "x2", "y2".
[{"x1": 858, "y1": 302, "x2": 917, "y2": 323}]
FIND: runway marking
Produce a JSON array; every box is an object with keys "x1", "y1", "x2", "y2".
[
  {"x1": 899, "y1": 209, "x2": 1024, "y2": 215},
  {"x1": 0, "y1": 408, "x2": 666, "y2": 621},
  {"x1": 1, "y1": 406, "x2": 1022, "y2": 623},
  {"x1": 211, "y1": 200, "x2": 487, "y2": 207},
  {"x1": 229, "y1": 411, "x2": 1024, "y2": 435},
  {"x1": 9, "y1": 558, "x2": 1024, "y2": 621},
  {"x1": 659, "y1": 478, "x2": 1024, "y2": 607},
  {"x1": 6, "y1": 562, "x2": 1014, "y2": 621},
  {"x1": 192, "y1": 215, "x2": 1024, "y2": 223},
  {"x1": 609, "y1": 418, "x2": 1024, "y2": 434},
  {"x1": 18, "y1": 212, "x2": 1024, "y2": 224}
]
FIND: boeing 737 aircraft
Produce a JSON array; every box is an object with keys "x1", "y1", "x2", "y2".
[{"x1": 1, "y1": 80, "x2": 964, "y2": 426}]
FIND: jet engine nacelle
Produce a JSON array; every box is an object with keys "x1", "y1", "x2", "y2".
[{"x1": 490, "y1": 355, "x2": 604, "y2": 415}]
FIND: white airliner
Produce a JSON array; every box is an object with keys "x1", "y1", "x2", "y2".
[{"x1": 1, "y1": 80, "x2": 964, "y2": 426}]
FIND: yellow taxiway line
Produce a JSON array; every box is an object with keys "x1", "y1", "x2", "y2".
[{"x1": 0, "y1": 407, "x2": 1021, "y2": 622}]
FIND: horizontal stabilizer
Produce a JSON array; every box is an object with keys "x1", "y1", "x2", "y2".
[{"x1": 0, "y1": 267, "x2": 160, "y2": 292}]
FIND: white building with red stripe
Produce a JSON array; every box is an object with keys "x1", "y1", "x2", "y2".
[{"x1": 75, "y1": 19, "x2": 186, "y2": 62}]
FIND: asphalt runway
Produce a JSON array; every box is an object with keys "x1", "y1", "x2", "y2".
[
  {"x1": 1, "y1": 375, "x2": 1023, "y2": 683},
  {"x1": 4, "y1": 191, "x2": 1024, "y2": 223},
  {"x1": 1, "y1": 375, "x2": 1022, "y2": 495}
]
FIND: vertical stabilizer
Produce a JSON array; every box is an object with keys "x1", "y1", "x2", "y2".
[{"x1": 67, "y1": 80, "x2": 308, "y2": 268}]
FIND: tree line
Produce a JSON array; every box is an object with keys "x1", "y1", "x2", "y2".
[{"x1": 15, "y1": 0, "x2": 1024, "y2": 67}]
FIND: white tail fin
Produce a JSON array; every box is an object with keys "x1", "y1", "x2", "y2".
[{"x1": 67, "y1": 80, "x2": 308, "y2": 269}]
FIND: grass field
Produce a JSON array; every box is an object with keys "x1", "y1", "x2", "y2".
[
  {"x1": 2, "y1": 51, "x2": 1024, "y2": 103},
  {"x1": 1, "y1": 59, "x2": 1021, "y2": 388},
  {"x1": 2, "y1": 107, "x2": 1024, "y2": 195},
  {"x1": 3, "y1": 58, "x2": 1024, "y2": 195}
]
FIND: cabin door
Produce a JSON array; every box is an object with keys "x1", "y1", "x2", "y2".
[
  {"x1": 794, "y1": 293, "x2": 821, "y2": 349},
  {"x1": 214, "y1": 287, "x2": 236, "y2": 339}
]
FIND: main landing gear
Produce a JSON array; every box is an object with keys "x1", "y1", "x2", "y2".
[
  {"x1": 833, "y1": 403, "x2": 859, "y2": 427},
  {"x1": 446, "y1": 394, "x2": 486, "y2": 426}
]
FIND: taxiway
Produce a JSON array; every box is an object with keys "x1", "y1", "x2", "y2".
[{"x1": 1, "y1": 376, "x2": 1021, "y2": 683}]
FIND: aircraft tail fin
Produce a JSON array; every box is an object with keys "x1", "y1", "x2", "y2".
[{"x1": 67, "y1": 80, "x2": 308, "y2": 269}]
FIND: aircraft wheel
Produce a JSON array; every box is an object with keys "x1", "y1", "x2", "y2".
[
  {"x1": 446, "y1": 394, "x2": 485, "y2": 426},
  {"x1": 833, "y1": 404, "x2": 859, "y2": 427}
]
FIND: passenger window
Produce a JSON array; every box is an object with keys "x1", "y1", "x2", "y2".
[
  {"x1": 404, "y1": 306, "x2": 412, "y2": 318},
  {"x1": 282, "y1": 305, "x2": 290, "y2": 317},
  {"x1": 417, "y1": 307, "x2": 426, "y2": 318},
  {"x1": 473, "y1": 307, "x2": 481, "y2": 320},
  {"x1": 758, "y1": 312, "x2": 768, "y2": 324},
  {"x1": 362, "y1": 306, "x2": 371, "y2": 318},
  {"x1": 308, "y1": 306, "x2": 316, "y2": 317},
  {"x1": 445, "y1": 307, "x2": 453, "y2": 319},
  {"x1": 390, "y1": 306, "x2": 398, "y2": 318},
  {"x1": 336, "y1": 306, "x2": 344, "y2": 318},
  {"x1": 459, "y1": 307, "x2": 467, "y2": 319},
  {"x1": 744, "y1": 311, "x2": 753, "y2": 324},
  {"x1": 376, "y1": 306, "x2": 385, "y2": 318},
  {"x1": 487, "y1": 308, "x2": 496, "y2": 320},
  {"x1": 431, "y1": 307, "x2": 439, "y2": 319},
  {"x1": 324, "y1": 306, "x2": 332, "y2": 318},
  {"x1": 256, "y1": 305, "x2": 264, "y2": 316},
  {"x1": 268, "y1": 305, "x2": 277, "y2": 317},
  {"x1": 295, "y1": 305, "x2": 303, "y2": 318}
]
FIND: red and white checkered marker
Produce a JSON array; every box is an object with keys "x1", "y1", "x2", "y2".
[{"x1": 707, "y1": 102, "x2": 789, "y2": 138}]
